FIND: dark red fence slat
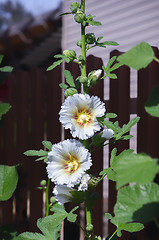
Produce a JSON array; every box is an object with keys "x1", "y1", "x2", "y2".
[
  {"x1": 28, "y1": 68, "x2": 45, "y2": 231},
  {"x1": 0, "y1": 73, "x2": 16, "y2": 227},
  {"x1": 14, "y1": 70, "x2": 30, "y2": 232},
  {"x1": 137, "y1": 48, "x2": 159, "y2": 240},
  {"x1": 108, "y1": 50, "x2": 130, "y2": 237}
]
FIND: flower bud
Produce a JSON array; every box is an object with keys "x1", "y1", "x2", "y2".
[
  {"x1": 76, "y1": 39, "x2": 82, "y2": 48},
  {"x1": 40, "y1": 180, "x2": 46, "y2": 186},
  {"x1": 74, "y1": 10, "x2": 86, "y2": 23},
  {"x1": 65, "y1": 88, "x2": 77, "y2": 97},
  {"x1": 79, "y1": 76, "x2": 88, "y2": 84},
  {"x1": 63, "y1": 50, "x2": 76, "y2": 61},
  {"x1": 70, "y1": 2, "x2": 81, "y2": 13},
  {"x1": 88, "y1": 69, "x2": 102, "y2": 85},
  {"x1": 85, "y1": 33, "x2": 96, "y2": 44},
  {"x1": 86, "y1": 223, "x2": 93, "y2": 232},
  {"x1": 102, "y1": 129, "x2": 114, "y2": 140},
  {"x1": 50, "y1": 196, "x2": 56, "y2": 204}
]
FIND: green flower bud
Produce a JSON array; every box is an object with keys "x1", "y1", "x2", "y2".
[
  {"x1": 63, "y1": 50, "x2": 76, "y2": 61},
  {"x1": 65, "y1": 88, "x2": 78, "y2": 97},
  {"x1": 85, "y1": 33, "x2": 96, "y2": 44},
  {"x1": 88, "y1": 69, "x2": 102, "y2": 85},
  {"x1": 70, "y1": 2, "x2": 81, "y2": 13},
  {"x1": 86, "y1": 223, "x2": 93, "y2": 232},
  {"x1": 79, "y1": 76, "x2": 88, "y2": 84},
  {"x1": 74, "y1": 10, "x2": 86, "y2": 23},
  {"x1": 50, "y1": 196, "x2": 56, "y2": 204},
  {"x1": 76, "y1": 39, "x2": 82, "y2": 48},
  {"x1": 40, "y1": 180, "x2": 46, "y2": 186}
]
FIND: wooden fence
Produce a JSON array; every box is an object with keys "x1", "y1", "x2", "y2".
[{"x1": 0, "y1": 51, "x2": 159, "y2": 240}]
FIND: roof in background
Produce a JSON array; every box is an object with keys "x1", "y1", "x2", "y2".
[{"x1": 0, "y1": 4, "x2": 62, "y2": 69}]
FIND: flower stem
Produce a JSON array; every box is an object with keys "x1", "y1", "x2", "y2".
[
  {"x1": 46, "y1": 178, "x2": 50, "y2": 216},
  {"x1": 108, "y1": 229, "x2": 117, "y2": 240},
  {"x1": 86, "y1": 192, "x2": 92, "y2": 230},
  {"x1": 81, "y1": 0, "x2": 89, "y2": 94},
  {"x1": 153, "y1": 56, "x2": 159, "y2": 63}
]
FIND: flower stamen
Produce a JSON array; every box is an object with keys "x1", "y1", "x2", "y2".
[
  {"x1": 74, "y1": 108, "x2": 93, "y2": 126},
  {"x1": 64, "y1": 154, "x2": 80, "y2": 173}
]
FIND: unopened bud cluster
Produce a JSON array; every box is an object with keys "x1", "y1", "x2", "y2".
[{"x1": 63, "y1": 50, "x2": 76, "y2": 61}]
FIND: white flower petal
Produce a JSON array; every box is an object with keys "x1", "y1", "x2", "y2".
[
  {"x1": 46, "y1": 139, "x2": 92, "y2": 187},
  {"x1": 78, "y1": 174, "x2": 90, "y2": 192},
  {"x1": 59, "y1": 93, "x2": 106, "y2": 140},
  {"x1": 53, "y1": 185, "x2": 73, "y2": 205}
]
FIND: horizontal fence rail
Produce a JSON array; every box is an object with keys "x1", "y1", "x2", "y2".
[{"x1": 0, "y1": 51, "x2": 159, "y2": 239}]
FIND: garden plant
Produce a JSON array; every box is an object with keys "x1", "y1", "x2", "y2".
[{"x1": 0, "y1": 0, "x2": 159, "y2": 239}]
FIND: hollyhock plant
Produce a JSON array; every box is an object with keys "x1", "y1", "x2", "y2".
[
  {"x1": 46, "y1": 139, "x2": 92, "y2": 187},
  {"x1": 59, "y1": 93, "x2": 106, "y2": 140}
]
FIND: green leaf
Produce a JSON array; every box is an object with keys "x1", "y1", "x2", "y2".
[
  {"x1": 96, "y1": 36, "x2": 103, "y2": 42},
  {"x1": 110, "y1": 148, "x2": 117, "y2": 167},
  {"x1": 100, "y1": 168, "x2": 116, "y2": 181},
  {"x1": 54, "y1": 54, "x2": 65, "y2": 58},
  {"x1": 24, "y1": 149, "x2": 48, "y2": 157},
  {"x1": 101, "y1": 41, "x2": 119, "y2": 46},
  {"x1": 117, "y1": 42, "x2": 154, "y2": 70},
  {"x1": 59, "y1": 12, "x2": 72, "y2": 16},
  {"x1": 102, "y1": 120, "x2": 121, "y2": 133},
  {"x1": 47, "y1": 59, "x2": 64, "y2": 71},
  {"x1": 114, "y1": 183, "x2": 159, "y2": 224},
  {"x1": 105, "y1": 56, "x2": 116, "y2": 72},
  {"x1": 59, "y1": 83, "x2": 69, "y2": 89},
  {"x1": 0, "y1": 165, "x2": 18, "y2": 201},
  {"x1": 0, "y1": 66, "x2": 13, "y2": 73},
  {"x1": 106, "y1": 73, "x2": 117, "y2": 79},
  {"x1": 105, "y1": 213, "x2": 113, "y2": 220},
  {"x1": 109, "y1": 62, "x2": 123, "y2": 72},
  {"x1": 105, "y1": 113, "x2": 117, "y2": 119},
  {"x1": 42, "y1": 141, "x2": 52, "y2": 151},
  {"x1": 87, "y1": 19, "x2": 102, "y2": 26},
  {"x1": 64, "y1": 70, "x2": 75, "y2": 87},
  {"x1": 0, "y1": 103, "x2": 11, "y2": 120},
  {"x1": 0, "y1": 225, "x2": 18, "y2": 240},
  {"x1": 35, "y1": 156, "x2": 47, "y2": 162},
  {"x1": 145, "y1": 85, "x2": 159, "y2": 118},
  {"x1": 67, "y1": 206, "x2": 79, "y2": 222},
  {"x1": 113, "y1": 151, "x2": 159, "y2": 189},
  {"x1": 119, "y1": 222, "x2": 144, "y2": 233},
  {"x1": 18, "y1": 232, "x2": 44, "y2": 240},
  {"x1": 92, "y1": 134, "x2": 105, "y2": 147}
]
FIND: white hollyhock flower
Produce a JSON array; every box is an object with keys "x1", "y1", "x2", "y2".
[
  {"x1": 59, "y1": 93, "x2": 106, "y2": 140},
  {"x1": 78, "y1": 173, "x2": 90, "y2": 191},
  {"x1": 46, "y1": 139, "x2": 92, "y2": 187},
  {"x1": 53, "y1": 185, "x2": 73, "y2": 205},
  {"x1": 102, "y1": 129, "x2": 114, "y2": 140}
]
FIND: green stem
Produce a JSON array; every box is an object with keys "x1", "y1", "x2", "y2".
[
  {"x1": 154, "y1": 56, "x2": 159, "y2": 63},
  {"x1": 81, "y1": 0, "x2": 89, "y2": 94},
  {"x1": 108, "y1": 229, "x2": 117, "y2": 240},
  {"x1": 86, "y1": 192, "x2": 92, "y2": 227},
  {"x1": 46, "y1": 178, "x2": 50, "y2": 216}
]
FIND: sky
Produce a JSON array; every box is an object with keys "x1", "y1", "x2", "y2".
[{"x1": 0, "y1": 0, "x2": 62, "y2": 15}]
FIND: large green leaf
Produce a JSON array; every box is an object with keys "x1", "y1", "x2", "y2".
[
  {"x1": 113, "y1": 150, "x2": 159, "y2": 189},
  {"x1": 114, "y1": 183, "x2": 159, "y2": 224},
  {"x1": 0, "y1": 165, "x2": 18, "y2": 201},
  {"x1": 18, "y1": 203, "x2": 78, "y2": 240},
  {"x1": 117, "y1": 42, "x2": 154, "y2": 70},
  {"x1": 145, "y1": 85, "x2": 159, "y2": 118},
  {"x1": 0, "y1": 103, "x2": 11, "y2": 120}
]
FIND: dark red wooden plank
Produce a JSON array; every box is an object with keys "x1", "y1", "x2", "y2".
[
  {"x1": 0, "y1": 73, "x2": 16, "y2": 227},
  {"x1": 108, "y1": 50, "x2": 130, "y2": 237},
  {"x1": 27, "y1": 68, "x2": 45, "y2": 231},
  {"x1": 14, "y1": 69, "x2": 30, "y2": 232}
]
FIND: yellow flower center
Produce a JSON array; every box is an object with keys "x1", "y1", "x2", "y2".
[
  {"x1": 64, "y1": 154, "x2": 80, "y2": 173},
  {"x1": 74, "y1": 108, "x2": 93, "y2": 126}
]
